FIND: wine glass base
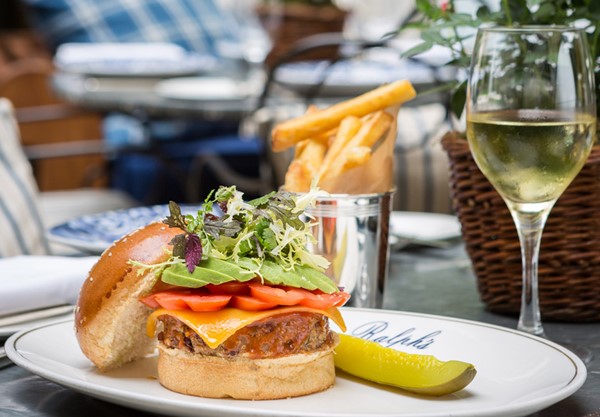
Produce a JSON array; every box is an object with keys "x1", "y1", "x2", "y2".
[{"x1": 517, "y1": 322, "x2": 545, "y2": 337}]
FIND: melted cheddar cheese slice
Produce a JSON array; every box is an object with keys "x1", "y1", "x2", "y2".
[{"x1": 147, "y1": 306, "x2": 346, "y2": 349}]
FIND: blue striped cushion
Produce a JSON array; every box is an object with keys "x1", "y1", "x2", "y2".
[
  {"x1": 0, "y1": 98, "x2": 50, "y2": 256},
  {"x1": 394, "y1": 103, "x2": 452, "y2": 214},
  {"x1": 21, "y1": 0, "x2": 242, "y2": 57}
]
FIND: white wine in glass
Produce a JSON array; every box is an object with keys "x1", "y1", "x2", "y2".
[{"x1": 466, "y1": 27, "x2": 596, "y2": 342}]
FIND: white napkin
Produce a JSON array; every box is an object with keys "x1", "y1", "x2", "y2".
[
  {"x1": 0, "y1": 256, "x2": 98, "y2": 316},
  {"x1": 55, "y1": 42, "x2": 188, "y2": 66}
]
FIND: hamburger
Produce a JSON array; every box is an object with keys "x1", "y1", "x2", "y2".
[{"x1": 75, "y1": 186, "x2": 349, "y2": 400}]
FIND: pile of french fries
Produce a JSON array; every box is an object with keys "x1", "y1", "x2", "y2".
[{"x1": 271, "y1": 80, "x2": 417, "y2": 193}]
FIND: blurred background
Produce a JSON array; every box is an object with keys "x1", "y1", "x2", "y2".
[{"x1": 0, "y1": 0, "x2": 461, "y2": 239}]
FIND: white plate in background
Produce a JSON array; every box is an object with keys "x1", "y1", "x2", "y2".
[
  {"x1": 155, "y1": 77, "x2": 251, "y2": 101},
  {"x1": 390, "y1": 212, "x2": 462, "y2": 241},
  {"x1": 55, "y1": 43, "x2": 216, "y2": 77},
  {"x1": 273, "y1": 59, "x2": 444, "y2": 97},
  {"x1": 6, "y1": 308, "x2": 585, "y2": 417}
]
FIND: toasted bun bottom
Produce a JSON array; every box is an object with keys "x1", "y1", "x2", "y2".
[{"x1": 157, "y1": 344, "x2": 336, "y2": 400}]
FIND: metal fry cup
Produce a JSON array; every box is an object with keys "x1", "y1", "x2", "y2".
[{"x1": 304, "y1": 192, "x2": 393, "y2": 308}]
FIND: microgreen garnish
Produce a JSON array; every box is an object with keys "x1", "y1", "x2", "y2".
[
  {"x1": 203, "y1": 218, "x2": 242, "y2": 239},
  {"x1": 163, "y1": 201, "x2": 186, "y2": 230},
  {"x1": 184, "y1": 233, "x2": 202, "y2": 273},
  {"x1": 169, "y1": 234, "x2": 187, "y2": 259},
  {"x1": 164, "y1": 201, "x2": 203, "y2": 273},
  {"x1": 257, "y1": 190, "x2": 306, "y2": 230},
  {"x1": 162, "y1": 186, "x2": 328, "y2": 273}
]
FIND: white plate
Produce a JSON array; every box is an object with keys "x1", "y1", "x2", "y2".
[
  {"x1": 6, "y1": 309, "x2": 585, "y2": 417},
  {"x1": 390, "y1": 212, "x2": 462, "y2": 241},
  {"x1": 274, "y1": 60, "x2": 441, "y2": 97},
  {"x1": 47, "y1": 205, "x2": 200, "y2": 254},
  {"x1": 0, "y1": 312, "x2": 73, "y2": 338},
  {"x1": 55, "y1": 43, "x2": 216, "y2": 77},
  {"x1": 155, "y1": 77, "x2": 251, "y2": 100}
]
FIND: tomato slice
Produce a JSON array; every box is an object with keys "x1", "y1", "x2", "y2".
[
  {"x1": 205, "y1": 281, "x2": 250, "y2": 296},
  {"x1": 230, "y1": 295, "x2": 278, "y2": 311},
  {"x1": 140, "y1": 294, "x2": 161, "y2": 309},
  {"x1": 141, "y1": 286, "x2": 350, "y2": 312},
  {"x1": 152, "y1": 292, "x2": 191, "y2": 310},
  {"x1": 249, "y1": 283, "x2": 305, "y2": 306},
  {"x1": 182, "y1": 294, "x2": 232, "y2": 312},
  {"x1": 142, "y1": 291, "x2": 232, "y2": 311},
  {"x1": 332, "y1": 290, "x2": 351, "y2": 307},
  {"x1": 298, "y1": 290, "x2": 350, "y2": 310}
]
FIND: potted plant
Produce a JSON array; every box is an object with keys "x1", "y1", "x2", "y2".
[
  {"x1": 401, "y1": 0, "x2": 600, "y2": 322},
  {"x1": 402, "y1": 0, "x2": 600, "y2": 120}
]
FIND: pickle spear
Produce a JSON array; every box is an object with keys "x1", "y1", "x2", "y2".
[{"x1": 334, "y1": 334, "x2": 476, "y2": 396}]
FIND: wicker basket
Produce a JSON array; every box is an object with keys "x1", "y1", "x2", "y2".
[
  {"x1": 256, "y1": 3, "x2": 347, "y2": 69},
  {"x1": 442, "y1": 131, "x2": 600, "y2": 322}
]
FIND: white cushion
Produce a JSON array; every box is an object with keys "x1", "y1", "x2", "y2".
[
  {"x1": 0, "y1": 98, "x2": 137, "y2": 256},
  {"x1": 39, "y1": 189, "x2": 136, "y2": 228},
  {"x1": 0, "y1": 98, "x2": 50, "y2": 256}
]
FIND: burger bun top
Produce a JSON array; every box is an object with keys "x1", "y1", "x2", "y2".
[{"x1": 75, "y1": 222, "x2": 181, "y2": 371}]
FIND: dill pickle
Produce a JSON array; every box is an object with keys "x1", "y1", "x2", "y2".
[{"x1": 335, "y1": 334, "x2": 476, "y2": 396}]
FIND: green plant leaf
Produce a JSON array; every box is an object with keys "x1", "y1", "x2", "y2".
[
  {"x1": 400, "y1": 22, "x2": 430, "y2": 30},
  {"x1": 422, "y1": 30, "x2": 447, "y2": 44},
  {"x1": 476, "y1": 5, "x2": 491, "y2": 19},
  {"x1": 401, "y1": 41, "x2": 433, "y2": 58},
  {"x1": 415, "y1": 0, "x2": 433, "y2": 15},
  {"x1": 451, "y1": 80, "x2": 467, "y2": 120},
  {"x1": 450, "y1": 13, "x2": 479, "y2": 24},
  {"x1": 533, "y1": 2, "x2": 556, "y2": 22},
  {"x1": 508, "y1": 0, "x2": 532, "y2": 23}
]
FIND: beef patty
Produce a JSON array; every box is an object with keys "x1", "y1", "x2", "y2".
[{"x1": 157, "y1": 312, "x2": 336, "y2": 359}]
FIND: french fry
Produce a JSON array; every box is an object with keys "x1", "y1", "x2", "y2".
[
  {"x1": 287, "y1": 139, "x2": 326, "y2": 192},
  {"x1": 341, "y1": 146, "x2": 372, "y2": 171},
  {"x1": 271, "y1": 79, "x2": 416, "y2": 152},
  {"x1": 287, "y1": 106, "x2": 329, "y2": 191},
  {"x1": 294, "y1": 105, "x2": 319, "y2": 156},
  {"x1": 298, "y1": 139, "x2": 326, "y2": 175},
  {"x1": 284, "y1": 159, "x2": 312, "y2": 193},
  {"x1": 316, "y1": 127, "x2": 338, "y2": 146},
  {"x1": 305, "y1": 104, "x2": 320, "y2": 114},
  {"x1": 317, "y1": 116, "x2": 362, "y2": 179},
  {"x1": 294, "y1": 139, "x2": 308, "y2": 158},
  {"x1": 320, "y1": 111, "x2": 393, "y2": 182},
  {"x1": 346, "y1": 110, "x2": 394, "y2": 149},
  {"x1": 294, "y1": 105, "x2": 332, "y2": 159}
]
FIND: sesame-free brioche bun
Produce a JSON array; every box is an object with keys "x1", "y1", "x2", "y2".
[
  {"x1": 75, "y1": 222, "x2": 181, "y2": 371},
  {"x1": 157, "y1": 343, "x2": 337, "y2": 400}
]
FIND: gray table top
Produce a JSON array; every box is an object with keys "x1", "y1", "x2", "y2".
[
  {"x1": 51, "y1": 69, "x2": 445, "y2": 122},
  {"x1": 1, "y1": 244, "x2": 598, "y2": 417},
  {"x1": 51, "y1": 72, "x2": 261, "y2": 120}
]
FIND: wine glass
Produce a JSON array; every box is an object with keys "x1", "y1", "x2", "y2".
[{"x1": 466, "y1": 27, "x2": 596, "y2": 354}]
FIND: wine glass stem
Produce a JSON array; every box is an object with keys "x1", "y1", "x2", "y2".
[{"x1": 510, "y1": 204, "x2": 554, "y2": 337}]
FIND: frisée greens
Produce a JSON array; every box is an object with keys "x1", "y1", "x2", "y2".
[{"x1": 131, "y1": 186, "x2": 339, "y2": 294}]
